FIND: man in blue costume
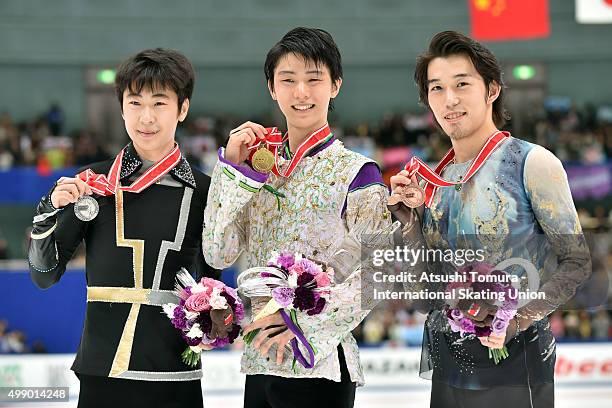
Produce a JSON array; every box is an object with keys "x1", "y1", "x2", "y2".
[{"x1": 390, "y1": 31, "x2": 591, "y2": 407}]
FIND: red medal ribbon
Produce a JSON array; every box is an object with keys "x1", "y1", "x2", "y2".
[
  {"x1": 77, "y1": 144, "x2": 182, "y2": 196},
  {"x1": 404, "y1": 131, "x2": 510, "y2": 207},
  {"x1": 247, "y1": 123, "x2": 332, "y2": 178}
]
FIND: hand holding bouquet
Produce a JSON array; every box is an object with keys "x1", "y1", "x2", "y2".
[
  {"x1": 238, "y1": 251, "x2": 334, "y2": 369},
  {"x1": 163, "y1": 269, "x2": 244, "y2": 367},
  {"x1": 445, "y1": 262, "x2": 519, "y2": 364}
]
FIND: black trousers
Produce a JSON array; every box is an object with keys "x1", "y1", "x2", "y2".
[
  {"x1": 244, "y1": 346, "x2": 356, "y2": 408},
  {"x1": 77, "y1": 374, "x2": 203, "y2": 408},
  {"x1": 430, "y1": 380, "x2": 554, "y2": 408}
]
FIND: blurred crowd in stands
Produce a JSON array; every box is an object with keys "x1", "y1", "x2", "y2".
[
  {"x1": 353, "y1": 308, "x2": 612, "y2": 348},
  {"x1": 0, "y1": 319, "x2": 46, "y2": 354}
]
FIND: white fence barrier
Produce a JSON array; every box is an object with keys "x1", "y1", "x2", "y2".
[{"x1": 1, "y1": 343, "x2": 611, "y2": 400}]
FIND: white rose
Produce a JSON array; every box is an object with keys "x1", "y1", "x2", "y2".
[
  {"x1": 185, "y1": 310, "x2": 199, "y2": 320},
  {"x1": 209, "y1": 287, "x2": 228, "y2": 310},
  {"x1": 288, "y1": 272, "x2": 298, "y2": 288},
  {"x1": 186, "y1": 323, "x2": 203, "y2": 339},
  {"x1": 162, "y1": 304, "x2": 177, "y2": 319}
]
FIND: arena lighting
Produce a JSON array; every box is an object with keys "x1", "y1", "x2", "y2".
[
  {"x1": 96, "y1": 69, "x2": 116, "y2": 84},
  {"x1": 512, "y1": 65, "x2": 536, "y2": 80}
]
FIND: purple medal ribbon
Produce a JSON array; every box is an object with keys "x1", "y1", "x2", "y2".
[{"x1": 279, "y1": 309, "x2": 315, "y2": 369}]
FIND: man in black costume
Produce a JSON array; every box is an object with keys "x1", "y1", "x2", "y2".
[{"x1": 28, "y1": 48, "x2": 218, "y2": 407}]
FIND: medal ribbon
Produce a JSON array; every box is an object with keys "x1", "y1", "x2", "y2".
[
  {"x1": 404, "y1": 131, "x2": 510, "y2": 207},
  {"x1": 247, "y1": 123, "x2": 333, "y2": 178},
  {"x1": 77, "y1": 144, "x2": 182, "y2": 196}
]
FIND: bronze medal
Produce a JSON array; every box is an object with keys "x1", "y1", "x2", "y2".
[
  {"x1": 388, "y1": 184, "x2": 425, "y2": 209},
  {"x1": 251, "y1": 147, "x2": 275, "y2": 173},
  {"x1": 403, "y1": 184, "x2": 426, "y2": 208}
]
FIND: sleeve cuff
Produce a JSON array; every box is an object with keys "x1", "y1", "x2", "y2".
[{"x1": 218, "y1": 147, "x2": 269, "y2": 184}]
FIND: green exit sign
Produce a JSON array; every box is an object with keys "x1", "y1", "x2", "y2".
[
  {"x1": 96, "y1": 69, "x2": 116, "y2": 84},
  {"x1": 512, "y1": 65, "x2": 536, "y2": 80}
]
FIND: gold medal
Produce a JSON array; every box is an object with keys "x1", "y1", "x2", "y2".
[{"x1": 251, "y1": 147, "x2": 275, "y2": 173}]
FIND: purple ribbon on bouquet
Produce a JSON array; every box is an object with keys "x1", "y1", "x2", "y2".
[{"x1": 279, "y1": 309, "x2": 315, "y2": 369}]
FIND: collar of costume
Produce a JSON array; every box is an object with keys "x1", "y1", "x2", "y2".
[
  {"x1": 78, "y1": 143, "x2": 195, "y2": 196},
  {"x1": 120, "y1": 143, "x2": 196, "y2": 188}
]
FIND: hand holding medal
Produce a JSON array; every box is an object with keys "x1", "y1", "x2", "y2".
[
  {"x1": 388, "y1": 170, "x2": 425, "y2": 227},
  {"x1": 71, "y1": 143, "x2": 183, "y2": 222},
  {"x1": 389, "y1": 170, "x2": 426, "y2": 209},
  {"x1": 225, "y1": 121, "x2": 269, "y2": 166},
  {"x1": 51, "y1": 177, "x2": 98, "y2": 221},
  {"x1": 396, "y1": 131, "x2": 511, "y2": 210},
  {"x1": 227, "y1": 121, "x2": 333, "y2": 178}
]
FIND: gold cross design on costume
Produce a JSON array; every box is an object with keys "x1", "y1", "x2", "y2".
[{"x1": 109, "y1": 189, "x2": 145, "y2": 377}]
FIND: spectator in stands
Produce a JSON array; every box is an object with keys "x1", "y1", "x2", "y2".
[
  {"x1": 0, "y1": 230, "x2": 9, "y2": 259},
  {"x1": 591, "y1": 309, "x2": 610, "y2": 340},
  {"x1": 45, "y1": 103, "x2": 64, "y2": 136},
  {"x1": 549, "y1": 311, "x2": 565, "y2": 339},
  {"x1": 73, "y1": 131, "x2": 110, "y2": 166},
  {"x1": 578, "y1": 310, "x2": 592, "y2": 339},
  {"x1": 31, "y1": 340, "x2": 47, "y2": 354},
  {"x1": 0, "y1": 320, "x2": 8, "y2": 353},
  {"x1": 4, "y1": 330, "x2": 28, "y2": 353},
  {"x1": 563, "y1": 311, "x2": 581, "y2": 339}
]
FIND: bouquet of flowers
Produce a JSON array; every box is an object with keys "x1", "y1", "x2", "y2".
[
  {"x1": 163, "y1": 268, "x2": 244, "y2": 367},
  {"x1": 237, "y1": 251, "x2": 334, "y2": 369},
  {"x1": 445, "y1": 262, "x2": 518, "y2": 364}
]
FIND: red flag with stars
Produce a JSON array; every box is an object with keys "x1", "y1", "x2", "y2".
[{"x1": 469, "y1": 0, "x2": 550, "y2": 41}]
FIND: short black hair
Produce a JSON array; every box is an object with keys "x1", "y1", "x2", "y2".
[
  {"x1": 264, "y1": 27, "x2": 342, "y2": 110},
  {"x1": 115, "y1": 48, "x2": 195, "y2": 111},
  {"x1": 414, "y1": 31, "x2": 510, "y2": 128}
]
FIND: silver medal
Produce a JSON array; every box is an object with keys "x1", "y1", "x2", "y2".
[{"x1": 74, "y1": 195, "x2": 99, "y2": 222}]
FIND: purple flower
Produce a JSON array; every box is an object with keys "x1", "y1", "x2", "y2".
[
  {"x1": 211, "y1": 337, "x2": 230, "y2": 348},
  {"x1": 448, "y1": 318, "x2": 462, "y2": 333},
  {"x1": 474, "y1": 325, "x2": 492, "y2": 337},
  {"x1": 459, "y1": 318, "x2": 475, "y2": 333},
  {"x1": 294, "y1": 258, "x2": 322, "y2": 276},
  {"x1": 495, "y1": 308, "x2": 517, "y2": 322},
  {"x1": 450, "y1": 309, "x2": 464, "y2": 320},
  {"x1": 293, "y1": 287, "x2": 316, "y2": 311},
  {"x1": 171, "y1": 307, "x2": 188, "y2": 330},
  {"x1": 297, "y1": 272, "x2": 316, "y2": 288},
  {"x1": 261, "y1": 271, "x2": 276, "y2": 278},
  {"x1": 272, "y1": 287, "x2": 295, "y2": 307},
  {"x1": 174, "y1": 307, "x2": 186, "y2": 318},
  {"x1": 181, "y1": 332, "x2": 202, "y2": 346},
  {"x1": 277, "y1": 252, "x2": 295, "y2": 269},
  {"x1": 196, "y1": 312, "x2": 212, "y2": 336},
  {"x1": 491, "y1": 317, "x2": 509, "y2": 335},
  {"x1": 307, "y1": 297, "x2": 326, "y2": 316}
]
